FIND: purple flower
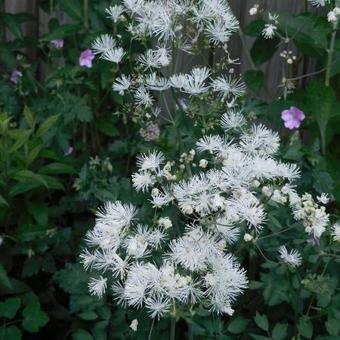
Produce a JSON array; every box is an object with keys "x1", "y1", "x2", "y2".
[
  {"x1": 281, "y1": 106, "x2": 305, "y2": 130},
  {"x1": 51, "y1": 39, "x2": 64, "y2": 49},
  {"x1": 79, "y1": 49, "x2": 95, "y2": 68},
  {"x1": 10, "y1": 70, "x2": 23, "y2": 84}
]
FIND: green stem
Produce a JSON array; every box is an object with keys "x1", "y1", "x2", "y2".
[
  {"x1": 170, "y1": 318, "x2": 176, "y2": 340},
  {"x1": 148, "y1": 319, "x2": 155, "y2": 340},
  {"x1": 83, "y1": 0, "x2": 89, "y2": 30},
  {"x1": 188, "y1": 323, "x2": 194, "y2": 340},
  {"x1": 49, "y1": 0, "x2": 54, "y2": 14},
  {"x1": 325, "y1": 20, "x2": 338, "y2": 87}
]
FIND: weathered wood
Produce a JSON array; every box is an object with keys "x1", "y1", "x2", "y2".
[{"x1": 3, "y1": 0, "x2": 318, "y2": 92}]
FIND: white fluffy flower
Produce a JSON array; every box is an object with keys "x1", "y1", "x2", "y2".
[
  {"x1": 106, "y1": 5, "x2": 125, "y2": 22},
  {"x1": 221, "y1": 110, "x2": 246, "y2": 131},
  {"x1": 92, "y1": 34, "x2": 116, "y2": 55},
  {"x1": 331, "y1": 223, "x2": 340, "y2": 242},
  {"x1": 88, "y1": 276, "x2": 107, "y2": 298},
  {"x1": 262, "y1": 24, "x2": 277, "y2": 39},
  {"x1": 134, "y1": 87, "x2": 154, "y2": 107},
  {"x1": 278, "y1": 246, "x2": 302, "y2": 267},
  {"x1": 137, "y1": 151, "x2": 165, "y2": 172},
  {"x1": 101, "y1": 47, "x2": 125, "y2": 63},
  {"x1": 112, "y1": 75, "x2": 131, "y2": 95},
  {"x1": 132, "y1": 172, "x2": 155, "y2": 192},
  {"x1": 205, "y1": 18, "x2": 237, "y2": 44},
  {"x1": 211, "y1": 75, "x2": 246, "y2": 101}
]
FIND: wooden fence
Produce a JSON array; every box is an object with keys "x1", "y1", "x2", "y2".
[{"x1": 2, "y1": 0, "x2": 316, "y2": 91}]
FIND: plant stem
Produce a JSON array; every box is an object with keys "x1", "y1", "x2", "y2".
[
  {"x1": 49, "y1": 0, "x2": 54, "y2": 14},
  {"x1": 148, "y1": 319, "x2": 155, "y2": 340},
  {"x1": 188, "y1": 323, "x2": 194, "y2": 340},
  {"x1": 170, "y1": 318, "x2": 176, "y2": 340},
  {"x1": 83, "y1": 0, "x2": 89, "y2": 30},
  {"x1": 325, "y1": 22, "x2": 338, "y2": 87}
]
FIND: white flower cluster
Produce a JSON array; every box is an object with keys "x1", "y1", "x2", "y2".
[
  {"x1": 81, "y1": 111, "x2": 331, "y2": 319},
  {"x1": 328, "y1": 7, "x2": 340, "y2": 23},
  {"x1": 92, "y1": 0, "x2": 245, "y2": 116},
  {"x1": 262, "y1": 13, "x2": 279, "y2": 39}
]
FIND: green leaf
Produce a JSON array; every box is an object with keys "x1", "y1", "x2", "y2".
[
  {"x1": 254, "y1": 312, "x2": 269, "y2": 332},
  {"x1": 0, "y1": 194, "x2": 8, "y2": 207},
  {"x1": 41, "y1": 24, "x2": 83, "y2": 41},
  {"x1": 297, "y1": 316, "x2": 313, "y2": 339},
  {"x1": 9, "y1": 182, "x2": 41, "y2": 196},
  {"x1": 244, "y1": 70, "x2": 264, "y2": 93},
  {"x1": 0, "y1": 297, "x2": 21, "y2": 318},
  {"x1": 95, "y1": 118, "x2": 119, "y2": 137},
  {"x1": 36, "y1": 114, "x2": 60, "y2": 138},
  {"x1": 22, "y1": 302, "x2": 49, "y2": 333},
  {"x1": 244, "y1": 20, "x2": 267, "y2": 37},
  {"x1": 250, "y1": 36, "x2": 280, "y2": 65},
  {"x1": 326, "y1": 317, "x2": 340, "y2": 335},
  {"x1": 23, "y1": 106, "x2": 35, "y2": 129},
  {"x1": 0, "y1": 326, "x2": 22, "y2": 340},
  {"x1": 22, "y1": 258, "x2": 41, "y2": 278},
  {"x1": 28, "y1": 201, "x2": 48, "y2": 226},
  {"x1": 227, "y1": 316, "x2": 249, "y2": 334},
  {"x1": 58, "y1": 0, "x2": 83, "y2": 21},
  {"x1": 272, "y1": 323, "x2": 288, "y2": 340},
  {"x1": 72, "y1": 329, "x2": 94, "y2": 340},
  {"x1": 8, "y1": 130, "x2": 32, "y2": 153},
  {"x1": 304, "y1": 81, "x2": 339, "y2": 152},
  {"x1": 0, "y1": 265, "x2": 11, "y2": 288},
  {"x1": 2, "y1": 13, "x2": 23, "y2": 39},
  {"x1": 39, "y1": 163, "x2": 76, "y2": 175},
  {"x1": 26, "y1": 145, "x2": 42, "y2": 165},
  {"x1": 78, "y1": 311, "x2": 98, "y2": 320}
]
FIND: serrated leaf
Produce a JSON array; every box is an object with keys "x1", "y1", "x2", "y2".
[
  {"x1": 22, "y1": 302, "x2": 49, "y2": 333},
  {"x1": 0, "y1": 297, "x2": 21, "y2": 318},
  {"x1": 72, "y1": 329, "x2": 94, "y2": 340},
  {"x1": 272, "y1": 323, "x2": 288, "y2": 340},
  {"x1": 0, "y1": 325, "x2": 22, "y2": 340},
  {"x1": 297, "y1": 316, "x2": 313, "y2": 339},
  {"x1": 227, "y1": 316, "x2": 249, "y2": 334},
  {"x1": 254, "y1": 312, "x2": 269, "y2": 332}
]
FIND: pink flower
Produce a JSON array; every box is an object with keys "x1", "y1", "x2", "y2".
[
  {"x1": 79, "y1": 49, "x2": 95, "y2": 68},
  {"x1": 51, "y1": 39, "x2": 64, "y2": 49},
  {"x1": 10, "y1": 70, "x2": 23, "y2": 84},
  {"x1": 281, "y1": 106, "x2": 305, "y2": 130}
]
